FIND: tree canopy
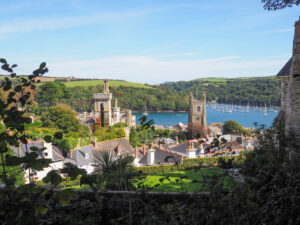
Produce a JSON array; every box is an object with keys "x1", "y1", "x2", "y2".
[
  {"x1": 223, "y1": 120, "x2": 251, "y2": 136},
  {"x1": 261, "y1": 0, "x2": 300, "y2": 10}
]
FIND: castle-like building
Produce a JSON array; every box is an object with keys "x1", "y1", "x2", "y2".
[
  {"x1": 277, "y1": 18, "x2": 300, "y2": 145},
  {"x1": 187, "y1": 92, "x2": 208, "y2": 139},
  {"x1": 85, "y1": 80, "x2": 135, "y2": 130}
]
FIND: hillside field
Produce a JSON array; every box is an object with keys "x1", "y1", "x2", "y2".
[{"x1": 62, "y1": 80, "x2": 153, "y2": 89}]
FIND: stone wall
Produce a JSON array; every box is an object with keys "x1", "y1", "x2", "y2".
[{"x1": 286, "y1": 20, "x2": 300, "y2": 145}]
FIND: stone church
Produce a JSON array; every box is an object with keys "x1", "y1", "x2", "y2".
[
  {"x1": 90, "y1": 80, "x2": 136, "y2": 130},
  {"x1": 277, "y1": 18, "x2": 300, "y2": 145},
  {"x1": 188, "y1": 91, "x2": 208, "y2": 139}
]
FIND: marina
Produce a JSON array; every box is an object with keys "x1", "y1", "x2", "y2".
[{"x1": 135, "y1": 103, "x2": 279, "y2": 128}]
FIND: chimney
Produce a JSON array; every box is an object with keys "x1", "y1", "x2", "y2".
[
  {"x1": 147, "y1": 144, "x2": 155, "y2": 165},
  {"x1": 135, "y1": 146, "x2": 139, "y2": 158},
  {"x1": 104, "y1": 80, "x2": 109, "y2": 94},
  {"x1": 186, "y1": 140, "x2": 196, "y2": 158},
  {"x1": 69, "y1": 150, "x2": 73, "y2": 159},
  {"x1": 116, "y1": 144, "x2": 121, "y2": 156},
  {"x1": 143, "y1": 144, "x2": 147, "y2": 155},
  {"x1": 175, "y1": 136, "x2": 179, "y2": 144}
]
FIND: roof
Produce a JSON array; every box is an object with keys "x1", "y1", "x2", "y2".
[
  {"x1": 71, "y1": 138, "x2": 134, "y2": 167},
  {"x1": 169, "y1": 141, "x2": 198, "y2": 154},
  {"x1": 138, "y1": 146, "x2": 182, "y2": 165},
  {"x1": 277, "y1": 58, "x2": 292, "y2": 77},
  {"x1": 95, "y1": 138, "x2": 134, "y2": 156},
  {"x1": 71, "y1": 145, "x2": 94, "y2": 167}
]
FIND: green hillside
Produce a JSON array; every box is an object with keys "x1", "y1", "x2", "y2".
[{"x1": 62, "y1": 80, "x2": 153, "y2": 89}]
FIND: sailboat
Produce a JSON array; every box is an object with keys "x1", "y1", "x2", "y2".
[
  {"x1": 263, "y1": 103, "x2": 268, "y2": 116},
  {"x1": 142, "y1": 106, "x2": 149, "y2": 116}
]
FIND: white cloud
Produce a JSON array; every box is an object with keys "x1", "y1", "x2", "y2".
[{"x1": 26, "y1": 55, "x2": 286, "y2": 84}]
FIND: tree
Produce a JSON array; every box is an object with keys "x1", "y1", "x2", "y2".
[
  {"x1": 129, "y1": 127, "x2": 140, "y2": 147},
  {"x1": 223, "y1": 120, "x2": 251, "y2": 136},
  {"x1": 41, "y1": 105, "x2": 80, "y2": 133},
  {"x1": 261, "y1": 0, "x2": 300, "y2": 10},
  {"x1": 36, "y1": 82, "x2": 71, "y2": 106}
]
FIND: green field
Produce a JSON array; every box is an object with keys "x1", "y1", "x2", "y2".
[
  {"x1": 61, "y1": 80, "x2": 153, "y2": 89},
  {"x1": 136, "y1": 167, "x2": 234, "y2": 192}
]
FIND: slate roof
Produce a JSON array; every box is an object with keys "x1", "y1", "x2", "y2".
[
  {"x1": 71, "y1": 145, "x2": 95, "y2": 167},
  {"x1": 277, "y1": 58, "x2": 292, "y2": 77},
  {"x1": 71, "y1": 138, "x2": 134, "y2": 167},
  {"x1": 169, "y1": 141, "x2": 198, "y2": 154},
  {"x1": 95, "y1": 138, "x2": 134, "y2": 156},
  {"x1": 138, "y1": 146, "x2": 182, "y2": 165}
]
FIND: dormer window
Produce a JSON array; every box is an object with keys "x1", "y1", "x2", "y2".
[{"x1": 85, "y1": 153, "x2": 89, "y2": 159}]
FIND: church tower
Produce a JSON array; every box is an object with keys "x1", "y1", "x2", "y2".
[
  {"x1": 286, "y1": 18, "x2": 300, "y2": 145},
  {"x1": 93, "y1": 80, "x2": 112, "y2": 127},
  {"x1": 188, "y1": 91, "x2": 208, "y2": 139}
]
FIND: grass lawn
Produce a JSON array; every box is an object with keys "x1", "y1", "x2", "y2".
[
  {"x1": 62, "y1": 80, "x2": 153, "y2": 89},
  {"x1": 136, "y1": 167, "x2": 234, "y2": 192}
]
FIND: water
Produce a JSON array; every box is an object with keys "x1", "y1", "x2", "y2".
[{"x1": 134, "y1": 108, "x2": 279, "y2": 128}]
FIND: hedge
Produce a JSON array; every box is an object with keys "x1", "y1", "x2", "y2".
[{"x1": 136, "y1": 155, "x2": 245, "y2": 175}]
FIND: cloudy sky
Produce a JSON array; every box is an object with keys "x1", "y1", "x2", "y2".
[{"x1": 0, "y1": 0, "x2": 298, "y2": 84}]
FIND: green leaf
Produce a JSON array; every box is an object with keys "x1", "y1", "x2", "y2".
[
  {"x1": 5, "y1": 155, "x2": 22, "y2": 166},
  {"x1": 35, "y1": 205, "x2": 48, "y2": 216},
  {"x1": 40, "y1": 62, "x2": 46, "y2": 69},
  {"x1": 44, "y1": 135, "x2": 52, "y2": 143},
  {"x1": 14, "y1": 85, "x2": 22, "y2": 92},
  {"x1": 42, "y1": 170, "x2": 63, "y2": 186},
  {"x1": 0, "y1": 58, "x2": 7, "y2": 64},
  {"x1": 60, "y1": 163, "x2": 87, "y2": 180},
  {"x1": 56, "y1": 189, "x2": 76, "y2": 207}
]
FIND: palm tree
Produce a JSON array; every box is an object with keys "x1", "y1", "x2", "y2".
[{"x1": 93, "y1": 151, "x2": 138, "y2": 191}]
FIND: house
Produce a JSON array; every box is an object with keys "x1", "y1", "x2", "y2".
[
  {"x1": 70, "y1": 138, "x2": 134, "y2": 174},
  {"x1": 134, "y1": 144, "x2": 183, "y2": 166},
  {"x1": 11, "y1": 140, "x2": 65, "y2": 183}
]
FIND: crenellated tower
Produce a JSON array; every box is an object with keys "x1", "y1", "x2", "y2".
[
  {"x1": 93, "y1": 80, "x2": 112, "y2": 127},
  {"x1": 188, "y1": 91, "x2": 208, "y2": 139}
]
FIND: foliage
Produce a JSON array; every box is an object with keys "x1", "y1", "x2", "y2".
[
  {"x1": 129, "y1": 127, "x2": 140, "y2": 147},
  {"x1": 92, "y1": 151, "x2": 138, "y2": 191},
  {"x1": 223, "y1": 120, "x2": 251, "y2": 136},
  {"x1": 36, "y1": 81, "x2": 71, "y2": 106},
  {"x1": 94, "y1": 127, "x2": 125, "y2": 142},
  {"x1": 136, "y1": 155, "x2": 243, "y2": 175},
  {"x1": 41, "y1": 105, "x2": 81, "y2": 133},
  {"x1": 261, "y1": 0, "x2": 300, "y2": 10},
  {"x1": 161, "y1": 76, "x2": 280, "y2": 106},
  {"x1": 137, "y1": 168, "x2": 232, "y2": 192}
]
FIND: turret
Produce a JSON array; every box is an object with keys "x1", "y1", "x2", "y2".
[{"x1": 104, "y1": 80, "x2": 109, "y2": 94}]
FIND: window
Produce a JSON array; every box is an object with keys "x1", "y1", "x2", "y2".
[{"x1": 197, "y1": 106, "x2": 201, "y2": 112}]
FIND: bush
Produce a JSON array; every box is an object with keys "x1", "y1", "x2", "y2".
[{"x1": 136, "y1": 155, "x2": 244, "y2": 175}]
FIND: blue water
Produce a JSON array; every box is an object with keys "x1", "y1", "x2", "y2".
[{"x1": 134, "y1": 108, "x2": 279, "y2": 128}]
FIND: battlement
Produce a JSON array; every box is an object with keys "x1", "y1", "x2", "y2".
[{"x1": 93, "y1": 93, "x2": 112, "y2": 100}]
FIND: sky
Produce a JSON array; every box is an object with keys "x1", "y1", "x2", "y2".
[{"x1": 0, "y1": 0, "x2": 299, "y2": 84}]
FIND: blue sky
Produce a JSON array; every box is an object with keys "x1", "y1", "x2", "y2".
[{"x1": 0, "y1": 0, "x2": 299, "y2": 84}]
